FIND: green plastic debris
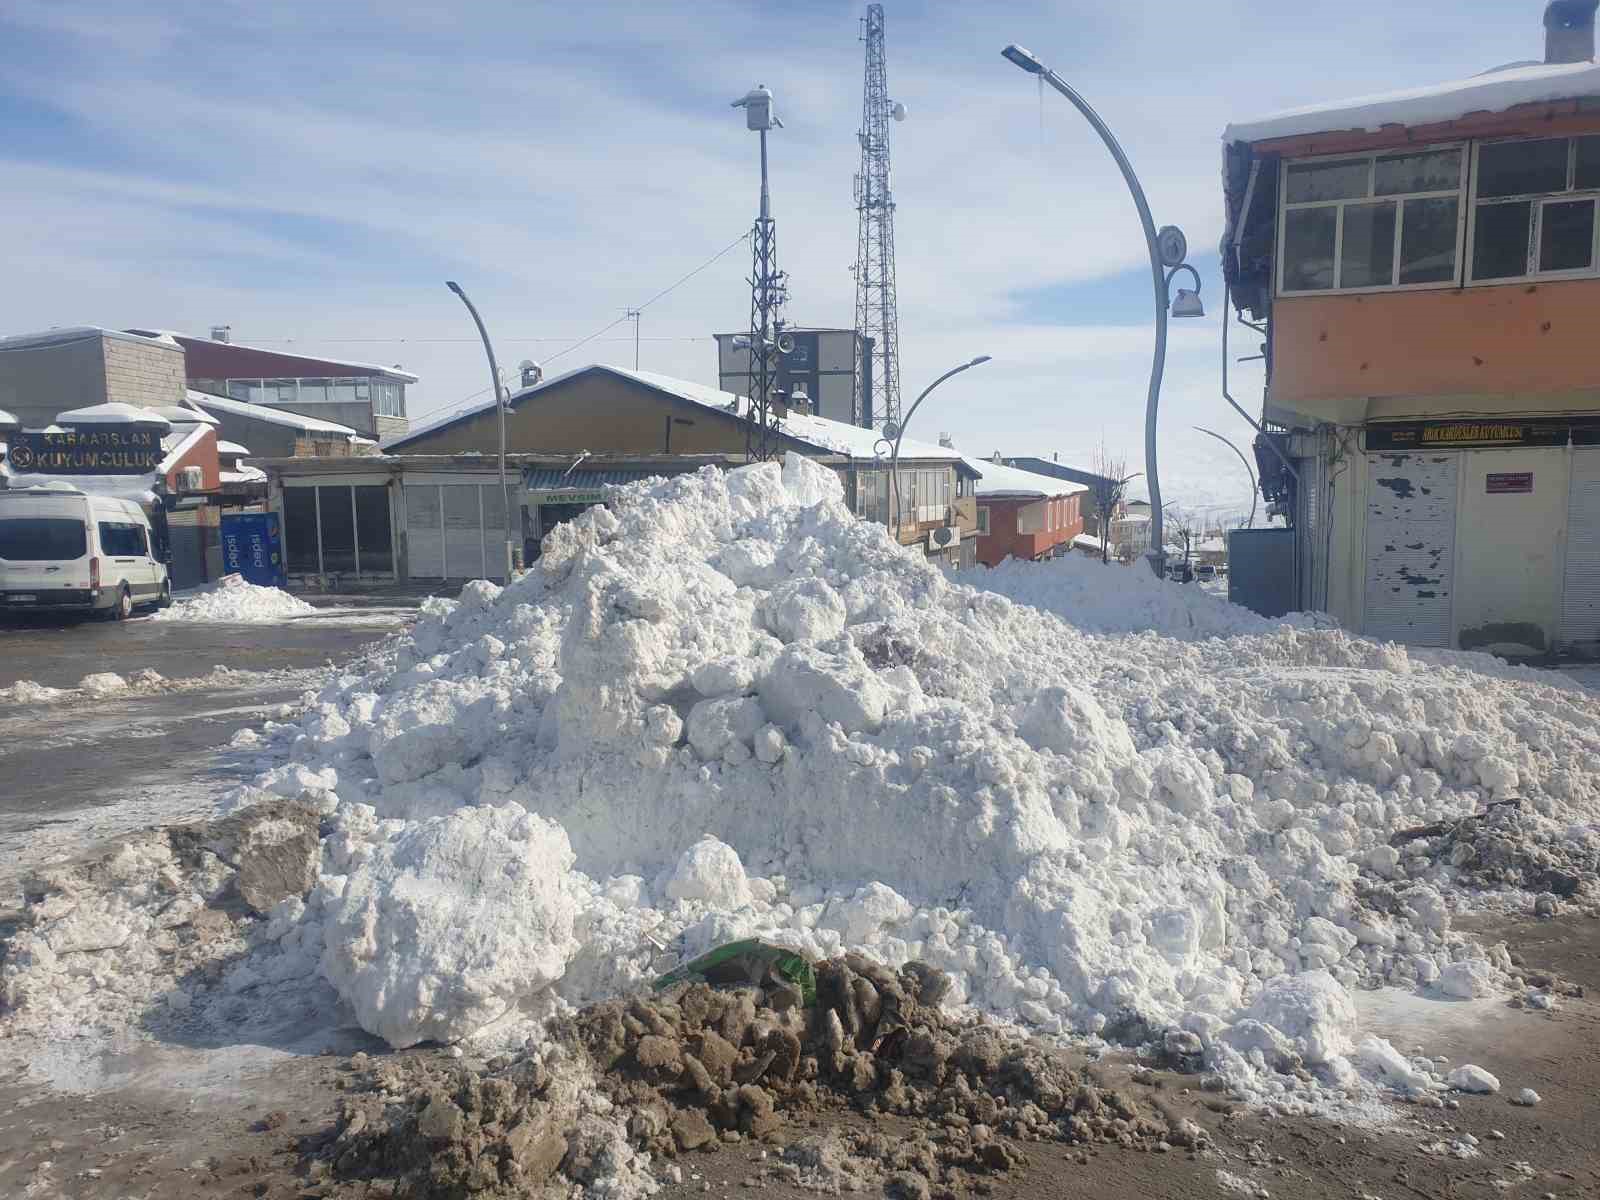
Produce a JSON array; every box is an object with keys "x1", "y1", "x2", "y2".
[{"x1": 654, "y1": 938, "x2": 817, "y2": 1007}]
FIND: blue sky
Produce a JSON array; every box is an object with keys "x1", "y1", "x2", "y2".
[{"x1": 0, "y1": 0, "x2": 1559, "y2": 521}]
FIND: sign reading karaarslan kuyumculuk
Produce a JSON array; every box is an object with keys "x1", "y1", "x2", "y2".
[{"x1": 4, "y1": 427, "x2": 163, "y2": 475}]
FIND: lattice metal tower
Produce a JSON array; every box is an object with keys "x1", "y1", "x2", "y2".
[
  {"x1": 733, "y1": 84, "x2": 789, "y2": 461},
  {"x1": 853, "y1": 3, "x2": 903, "y2": 429}
]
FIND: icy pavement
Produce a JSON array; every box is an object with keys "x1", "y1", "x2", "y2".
[{"x1": 2, "y1": 455, "x2": 1598, "y2": 1135}]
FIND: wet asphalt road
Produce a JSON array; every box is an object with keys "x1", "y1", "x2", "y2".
[{"x1": 0, "y1": 606, "x2": 413, "y2": 895}]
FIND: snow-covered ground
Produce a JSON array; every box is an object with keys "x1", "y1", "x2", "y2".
[{"x1": 4, "y1": 456, "x2": 1597, "y2": 1126}]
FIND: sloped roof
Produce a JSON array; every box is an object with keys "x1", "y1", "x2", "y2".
[
  {"x1": 1225, "y1": 59, "x2": 1600, "y2": 145},
  {"x1": 187, "y1": 389, "x2": 362, "y2": 437},
  {"x1": 962, "y1": 456, "x2": 1088, "y2": 498},
  {"x1": 388, "y1": 364, "x2": 964, "y2": 463}
]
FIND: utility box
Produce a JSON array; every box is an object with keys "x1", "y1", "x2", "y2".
[{"x1": 1228, "y1": 528, "x2": 1297, "y2": 618}]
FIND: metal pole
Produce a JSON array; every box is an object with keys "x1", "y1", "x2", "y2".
[
  {"x1": 889, "y1": 356, "x2": 992, "y2": 539},
  {"x1": 1193, "y1": 425, "x2": 1258, "y2": 527},
  {"x1": 446, "y1": 280, "x2": 517, "y2": 580},
  {"x1": 1002, "y1": 46, "x2": 1168, "y2": 577}
]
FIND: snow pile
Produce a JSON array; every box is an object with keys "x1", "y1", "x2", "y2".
[
  {"x1": 6, "y1": 454, "x2": 1600, "y2": 1118},
  {"x1": 152, "y1": 573, "x2": 316, "y2": 623},
  {"x1": 960, "y1": 552, "x2": 1322, "y2": 639},
  {"x1": 0, "y1": 679, "x2": 67, "y2": 705}
]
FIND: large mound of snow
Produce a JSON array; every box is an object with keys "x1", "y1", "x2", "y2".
[
  {"x1": 152, "y1": 574, "x2": 315, "y2": 623},
  {"x1": 960, "y1": 552, "x2": 1318, "y2": 639},
  {"x1": 7, "y1": 454, "x2": 1600, "y2": 1116}
]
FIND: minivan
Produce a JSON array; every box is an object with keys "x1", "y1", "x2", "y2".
[{"x1": 0, "y1": 485, "x2": 171, "y2": 618}]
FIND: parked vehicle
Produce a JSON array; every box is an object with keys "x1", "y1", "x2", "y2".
[
  {"x1": 0, "y1": 485, "x2": 171, "y2": 618},
  {"x1": 1195, "y1": 563, "x2": 1217, "y2": 582}
]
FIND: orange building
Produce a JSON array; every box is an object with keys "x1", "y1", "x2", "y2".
[
  {"x1": 965, "y1": 456, "x2": 1086, "y2": 568},
  {"x1": 1223, "y1": 1, "x2": 1600, "y2": 656}
]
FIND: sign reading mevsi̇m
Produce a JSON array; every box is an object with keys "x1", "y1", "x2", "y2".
[{"x1": 4, "y1": 427, "x2": 163, "y2": 474}]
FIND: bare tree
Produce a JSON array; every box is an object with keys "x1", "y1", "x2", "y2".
[
  {"x1": 1164, "y1": 504, "x2": 1201, "y2": 579},
  {"x1": 1088, "y1": 442, "x2": 1129, "y2": 566}
]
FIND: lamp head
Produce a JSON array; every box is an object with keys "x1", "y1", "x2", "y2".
[
  {"x1": 445, "y1": 280, "x2": 463, "y2": 297},
  {"x1": 1001, "y1": 44, "x2": 1045, "y2": 74},
  {"x1": 969, "y1": 354, "x2": 993, "y2": 366},
  {"x1": 1170, "y1": 289, "x2": 1206, "y2": 319}
]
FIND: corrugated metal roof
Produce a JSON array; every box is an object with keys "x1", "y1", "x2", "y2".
[{"x1": 525, "y1": 465, "x2": 699, "y2": 488}]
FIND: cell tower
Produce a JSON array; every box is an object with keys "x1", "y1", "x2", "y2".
[
  {"x1": 854, "y1": 3, "x2": 905, "y2": 429},
  {"x1": 732, "y1": 84, "x2": 790, "y2": 462}
]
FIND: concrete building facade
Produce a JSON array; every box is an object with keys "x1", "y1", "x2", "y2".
[{"x1": 0, "y1": 328, "x2": 185, "y2": 428}]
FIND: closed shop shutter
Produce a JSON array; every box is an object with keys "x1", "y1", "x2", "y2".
[
  {"x1": 405, "y1": 484, "x2": 444, "y2": 578},
  {"x1": 1560, "y1": 447, "x2": 1600, "y2": 652},
  {"x1": 1362, "y1": 453, "x2": 1459, "y2": 647},
  {"x1": 442, "y1": 484, "x2": 484, "y2": 580},
  {"x1": 1294, "y1": 451, "x2": 1325, "y2": 613}
]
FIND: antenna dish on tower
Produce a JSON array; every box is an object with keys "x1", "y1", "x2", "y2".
[{"x1": 890, "y1": 101, "x2": 907, "y2": 121}]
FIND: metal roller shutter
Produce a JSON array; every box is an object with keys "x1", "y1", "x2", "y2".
[
  {"x1": 1362, "y1": 453, "x2": 1458, "y2": 647},
  {"x1": 405, "y1": 484, "x2": 444, "y2": 579},
  {"x1": 1560, "y1": 447, "x2": 1600, "y2": 653}
]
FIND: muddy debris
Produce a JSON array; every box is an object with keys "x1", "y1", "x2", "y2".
[{"x1": 312, "y1": 955, "x2": 1200, "y2": 1198}]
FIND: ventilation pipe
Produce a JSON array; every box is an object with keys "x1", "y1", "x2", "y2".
[{"x1": 1545, "y1": 0, "x2": 1598, "y2": 63}]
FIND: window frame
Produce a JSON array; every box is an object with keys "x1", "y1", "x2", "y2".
[
  {"x1": 976, "y1": 506, "x2": 990, "y2": 536},
  {"x1": 1276, "y1": 142, "x2": 1469, "y2": 298},
  {"x1": 1466, "y1": 134, "x2": 1600, "y2": 285}
]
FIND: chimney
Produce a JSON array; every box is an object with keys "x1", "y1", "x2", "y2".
[
  {"x1": 209, "y1": 324, "x2": 231, "y2": 343},
  {"x1": 938, "y1": 432, "x2": 954, "y2": 449},
  {"x1": 1545, "y1": 0, "x2": 1598, "y2": 63}
]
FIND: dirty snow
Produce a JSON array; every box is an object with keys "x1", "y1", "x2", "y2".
[
  {"x1": 151, "y1": 573, "x2": 316, "y2": 623},
  {"x1": 4, "y1": 454, "x2": 1599, "y2": 1125}
]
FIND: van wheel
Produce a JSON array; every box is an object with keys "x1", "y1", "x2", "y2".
[
  {"x1": 157, "y1": 580, "x2": 172, "y2": 609},
  {"x1": 109, "y1": 587, "x2": 133, "y2": 621}
]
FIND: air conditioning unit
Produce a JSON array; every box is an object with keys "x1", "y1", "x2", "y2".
[
  {"x1": 179, "y1": 466, "x2": 205, "y2": 492},
  {"x1": 927, "y1": 525, "x2": 960, "y2": 551}
]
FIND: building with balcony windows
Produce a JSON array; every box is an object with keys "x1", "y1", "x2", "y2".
[
  {"x1": 1222, "y1": 0, "x2": 1600, "y2": 656},
  {"x1": 965, "y1": 455, "x2": 1086, "y2": 567},
  {"x1": 126, "y1": 329, "x2": 416, "y2": 441}
]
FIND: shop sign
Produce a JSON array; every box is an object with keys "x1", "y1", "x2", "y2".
[
  {"x1": 1485, "y1": 472, "x2": 1534, "y2": 494},
  {"x1": 1366, "y1": 420, "x2": 1569, "y2": 451},
  {"x1": 4, "y1": 426, "x2": 163, "y2": 474},
  {"x1": 529, "y1": 489, "x2": 610, "y2": 505},
  {"x1": 221, "y1": 512, "x2": 287, "y2": 587}
]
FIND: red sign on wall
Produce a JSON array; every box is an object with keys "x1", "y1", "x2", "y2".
[{"x1": 1485, "y1": 472, "x2": 1534, "y2": 494}]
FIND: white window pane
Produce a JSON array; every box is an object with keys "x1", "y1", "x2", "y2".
[
  {"x1": 1283, "y1": 207, "x2": 1337, "y2": 291},
  {"x1": 1399, "y1": 197, "x2": 1459, "y2": 284},
  {"x1": 1286, "y1": 159, "x2": 1368, "y2": 203},
  {"x1": 1339, "y1": 201, "x2": 1397, "y2": 288},
  {"x1": 1375, "y1": 149, "x2": 1461, "y2": 196},
  {"x1": 1478, "y1": 138, "x2": 1567, "y2": 198},
  {"x1": 1539, "y1": 198, "x2": 1595, "y2": 272},
  {"x1": 1473, "y1": 201, "x2": 1532, "y2": 279}
]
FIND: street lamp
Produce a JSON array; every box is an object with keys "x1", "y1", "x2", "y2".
[
  {"x1": 1192, "y1": 425, "x2": 1258, "y2": 528},
  {"x1": 1001, "y1": 42, "x2": 1204, "y2": 578},
  {"x1": 446, "y1": 280, "x2": 518, "y2": 580},
  {"x1": 881, "y1": 355, "x2": 992, "y2": 540}
]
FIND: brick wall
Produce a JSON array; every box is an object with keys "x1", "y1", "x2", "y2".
[{"x1": 101, "y1": 336, "x2": 186, "y2": 410}]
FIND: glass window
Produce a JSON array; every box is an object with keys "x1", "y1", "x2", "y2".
[
  {"x1": 1540, "y1": 197, "x2": 1595, "y2": 272},
  {"x1": 1285, "y1": 158, "x2": 1368, "y2": 203},
  {"x1": 353, "y1": 485, "x2": 393, "y2": 575},
  {"x1": 317, "y1": 485, "x2": 356, "y2": 573},
  {"x1": 298, "y1": 378, "x2": 331, "y2": 404},
  {"x1": 1478, "y1": 138, "x2": 1568, "y2": 198},
  {"x1": 977, "y1": 506, "x2": 990, "y2": 535},
  {"x1": 98, "y1": 522, "x2": 147, "y2": 557},
  {"x1": 1576, "y1": 136, "x2": 1600, "y2": 190},
  {"x1": 1398, "y1": 197, "x2": 1460, "y2": 284},
  {"x1": 1472, "y1": 201, "x2": 1533, "y2": 280},
  {"x1": 1375, "y1": 149, "x2": 1462, "y2": 196},
  {"x1": 284, "y1": 488, "x2": 319, "y2": 573},
  {"x1": 0, "y1": 517, "x2": 87, "y2": 560},
  {"x1": 1283, "y1": 208, "x2": 1337, "y2": 291},
  {"x1": 227, "y1": 380, "x2": 254, "y2": 402},
  {"x1": 332, "y1": 380, "x2": 358, "y2": 405},
  {"x1": 1340, "y1": 201, "x2": 1398, "y2": 289}
]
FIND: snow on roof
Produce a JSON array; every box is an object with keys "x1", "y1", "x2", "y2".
[
  {"x1": 0, "y1": 326, "x2": 174, "y2": 355},
  {"x1": 1225, "y1": 59, "x2": 1600, "y2": 145},
  {"x1": 187, "y1": 389, "x2": 361, "y2": 438},
  {"x1": 220, "y1": 465, "x2": 267, "y2": 485},
  {"x1": 962, "y1": 456, "x2": 1089, "y2": 498},
  {"x1": 159, "y1": 423, "x2": 212, "y2": 475},
  {"x1": 0, "y1": 407, "x2": 16, "y2": 428},
  {"x1": 391, "y1": 364, "x2": 963, "y2": 462},
  {"x1": 216, "y1": 440, "x2": 251, "y2": 457},
  {"x1": 1072, "y1": 532, "x2": 1105, "y2": 550},
  {"x1": 130, "y1": 329, "x2": 419, "y2": 382},
  {"x1": 152, "y1": 403, "x2": 219, "y2": 427},
  {"x1": 57, "y1": 401, "x2": 172, "y2": 431},
  {"x1": 0, "y1": 469, "x2": 159, "y2": 504}
]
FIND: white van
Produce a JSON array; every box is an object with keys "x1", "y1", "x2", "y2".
[{"x1": 0, "y1": 485, "x2": 171, "y2": 618}]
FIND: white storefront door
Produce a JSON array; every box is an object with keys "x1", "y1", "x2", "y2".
[
  {"x1": 1560, "y1": 446, "x2": 1600, "y2": 653},
  {"x1": 1362, "y1": 453, "x2": 1459, "y2": 647}
]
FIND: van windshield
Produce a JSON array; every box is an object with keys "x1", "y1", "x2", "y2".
[{"x1": 0, "y1": 517, "x2": 89, "y2": 561}]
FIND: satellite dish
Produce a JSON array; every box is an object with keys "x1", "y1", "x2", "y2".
[{"x1": 890, "y1": 101, "x2": 908, "y2": 122}]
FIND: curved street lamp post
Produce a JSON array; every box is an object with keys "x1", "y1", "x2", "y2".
[
  {"x1": 1001, "y1": 44, "x2": 1206, "y2": 578},
  {"x1": 1193, "y1": 425, "x2": 1258, "y2": 529},
  {"x1": 881, "y1": 356, "x2": 992, "y2": 541},
  {"x1": 446, "y1": 281, "x2": 522, "y2": 581}
]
